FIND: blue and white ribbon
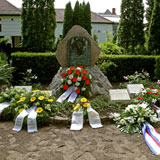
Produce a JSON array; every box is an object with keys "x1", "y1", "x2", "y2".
[
  {"x1": 153, "y1": 105, "x2": 160, "y2": 118},
  {"x1": 142, "y1": 122, "x2": 160, "y2": 155}
]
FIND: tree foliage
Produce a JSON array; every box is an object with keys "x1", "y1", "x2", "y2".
[
  {"x1": 21, "y1": 0, "x2": 56, "y2": 52},
  {"x1": 146, "y1": 0, "x2": 154, "y2": 32},
  {"x1": 63, "y1": 1, "x2": 91, "y2": 36},
  {"x1": 148, "y1": 0, "x2": 160, "y2": 55},
  {"x1": 117, "y1": 0, "x2": 145, "y2": 54},
  {"x1": 63, "y1": 2, "x2": 73, "y2": 38}
]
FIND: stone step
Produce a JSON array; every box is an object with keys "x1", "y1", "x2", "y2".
[{"x1": 109, "y1": 89, "x2": 130, "y2": 103}]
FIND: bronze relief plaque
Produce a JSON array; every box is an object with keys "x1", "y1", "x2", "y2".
[{"x1": 67, "y1": 35, "x2": 91, "y2": 66}]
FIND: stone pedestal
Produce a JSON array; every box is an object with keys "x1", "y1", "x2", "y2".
[{"x1": 49, "y1": 65, "x2": 112, "y2": 98}]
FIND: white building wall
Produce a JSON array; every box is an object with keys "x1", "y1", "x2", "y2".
[
  {"x1": 55, "y1": 22, "x2": 113, "y2": 43},
  {"x1": 55, "y1": 23, "x2": 63, "y2": 40},
  {"x1": 92, "y1": 23, "x2": 113, "y2": 43},
  {"x1": 0, "y1": 16, "x2": 113, "y2": 45},
  {"x1": 0, "y1": 16, "x2": 21, "y2": 44}
]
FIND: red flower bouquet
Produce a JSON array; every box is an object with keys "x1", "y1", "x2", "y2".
[{"x1": 60, "y1": 66, "x2": 92, "y2": 96}]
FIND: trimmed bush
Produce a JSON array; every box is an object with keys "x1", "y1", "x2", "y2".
[
  {"x1": 97, "y1": 54, "x2": 159, "y2": 81},
  {"x1": 11, "y1": 52, "x2": 59, "y2": 84},
  {"x1": 11, "y1": 52, "x2": 160, "y2": 83},
  {"x1": 154, "y1": 57, "x2": 160, "y2": 79}
]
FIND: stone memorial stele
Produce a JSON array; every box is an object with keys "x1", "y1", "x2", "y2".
[
  {"x1": 49, "y1": 25, "x2": 112, "y2": 97},
  {"x1": 109, "y1": 89, "x2": 130, "y2": 103}
]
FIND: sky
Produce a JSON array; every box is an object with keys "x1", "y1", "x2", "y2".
[{"x1": 7, "y1": 0, "x2": 147, "y2": 15}]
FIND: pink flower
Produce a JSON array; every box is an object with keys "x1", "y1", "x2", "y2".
[
  {"x1": 123, "y1": 76, "x2": 128, "y2": 81},
  {"x1": 157, "y1": 80, "x2": 160, "y2": 85}
]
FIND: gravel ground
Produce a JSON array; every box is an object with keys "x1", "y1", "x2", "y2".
[{"x1": 0, "y1": 121, "x2": 160, "y2": 160}]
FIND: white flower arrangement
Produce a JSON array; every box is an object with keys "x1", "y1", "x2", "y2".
[{"x1": 110, "y1": 103, "x2": 160, "y2": 134}]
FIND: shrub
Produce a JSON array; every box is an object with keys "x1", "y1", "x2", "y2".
[
  {"x1": 11, "y1": 52, "x2": 59, "y2": 84},
  {"x1": 154, "y1": 57, "x2": 160, "y2": 79},
  {"x1": 97, "y1": 54, "x2": 158, "y2": 81},
  {"x1": 12, "y1": 52, "x2": 160, "y2": 83},
  {"x1": 0, "y1": 64, "x2": 15, "y2": 85},
  {"x1": 99, "y1": 31, "x2": 124, "y2": 55}
]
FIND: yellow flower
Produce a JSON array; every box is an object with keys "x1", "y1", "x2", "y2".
[
  {"x1": 16, "y1": 100, "x2": 22, "y2": 103},
  {"x1": 36, "y1": 107, "x2": 43, "y2": 113},
  {"x1": 80, "y1": 98, "x2": 87, "y2": 103},
  {"x1": 33, "y1": 90, "x2": 40, "y2": 93},
  {"x1": 48, "y1": 99, "x2": 53, "y2": 103},
  {"x1": 19, "y1": 108, "x2": 24, "y2": 114},
  {"x1": 83, "y1": 103, "x2": 89, "y2": 107},
  {"x1": 30, "y1": 97, "x2": 36, "y2": 102},
  {"x1": 38, "y1": 96, "x2": 45, "y2": 100},
  {"x1": 20, "y1": 97, "x2": 26, "y2": 101},
  {"x1": 74, "y1": 104, "x2": 80, "y2": 111}
]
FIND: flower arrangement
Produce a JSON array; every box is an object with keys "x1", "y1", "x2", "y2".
[
  {"x1": 73, "y1": 97, "x2": 90, "y2": 111},
  {"x1": 72, "y1": 97, "x2": 90, "y2": 118},
  {"x1": 135, "y1": 88, "x2": 160, "y2": 107},
  {"x1": 123, "y1": 70, "x2": 150, "y2": 84},
  {"x1": 60, "y1": 66, "x2": 92, "y2": 96},
  {"x1": 13, "y1": 90, "x2": 56, "y2": 125},
  {"x1": 0, "y1": 87, "x2": 26, "y2": 103},
  {"x1": 110, "y1": 103, "x2": 160, "y2": 134},
  {"x1": 0, "y1": 87, "x2": 27, "y2": 120}
]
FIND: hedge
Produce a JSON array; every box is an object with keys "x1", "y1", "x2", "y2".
[
  {"x1": 98, "y1": 54, "x2": 160, "y2": 81},
  {"x1": 11, "y1": 52, "x2": 60, "y2": 83},
  {"x1": 11, "y1": 52, "x2": 160, "y2": 83}
]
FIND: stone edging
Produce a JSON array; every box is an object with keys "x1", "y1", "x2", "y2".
[{"x1": 46, "y1": 115, "x2": 114, "y2": 125}]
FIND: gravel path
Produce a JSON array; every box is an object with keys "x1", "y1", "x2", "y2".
[{"x1": 0, "y1": 121, "x2": 159, "y2": 160}]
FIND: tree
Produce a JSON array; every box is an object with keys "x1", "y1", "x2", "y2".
[
  {"x1": 117, "y1": 0, "x2": 145, "y2": 54},
  {"x1": 146, "y1": 0, "x2": 154, "y2": 32},
  {"x1": 62, "y1": 2, "x2": 73, "y2": 38},
  {"x1": 21, "y1": 0, "x2": 56, "y2": 52},
  {"x1": 148, "y1": 0, "x2": 160, "y2": 55},
  {"x1": 73, "y1": 1, "x2": 80, "y2": 26},
  {"x1": 83, "y1": 2, "x2": 92, "y2": 35},
  {"x1": 63, "y1": 1, "x2": 92, "y2": 36}
]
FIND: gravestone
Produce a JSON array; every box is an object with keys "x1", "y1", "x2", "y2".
[
  {"x1": 109, "y1": 89, "x2": 130, "y2": 103},
  {"x1": 14, "y1": 86, "x2": 32, "y2": 92},
  {"x1": 127, "y1": 84, "x2": 144, "y2": 96},
  {"x1": 49, "y1": 25, "x2": 112, "y2": 98}
]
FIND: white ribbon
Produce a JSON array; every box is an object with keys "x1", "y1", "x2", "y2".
[
  {"x1": 68, "y1": 91, "x2": 78, "y2": 103},
  {"x1": 70, "y1": 107, "x2": 83, "y2": 131},
  {"x1": 12, "y1": 109, "x2": 29, "y2": 132},
  {"x1": 57, "y1": 86, "x2": 74, "y2": 103},
  {"x1": 27, "y1": 106, "x2": 38, "y2": 133},
  {"x1": 70, "y1": 104, "x2": 103, "y2": 130},
  {"x1": 87, "y1": 104, "x2": 103, "y2": 128},
  {"x1": 0, "y1": 102, "x2": 11, "y2": 115}
]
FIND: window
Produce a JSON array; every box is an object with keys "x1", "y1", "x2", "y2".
[{"x1": 0, "y1": 24, "x2": 1, "y2": 32}]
